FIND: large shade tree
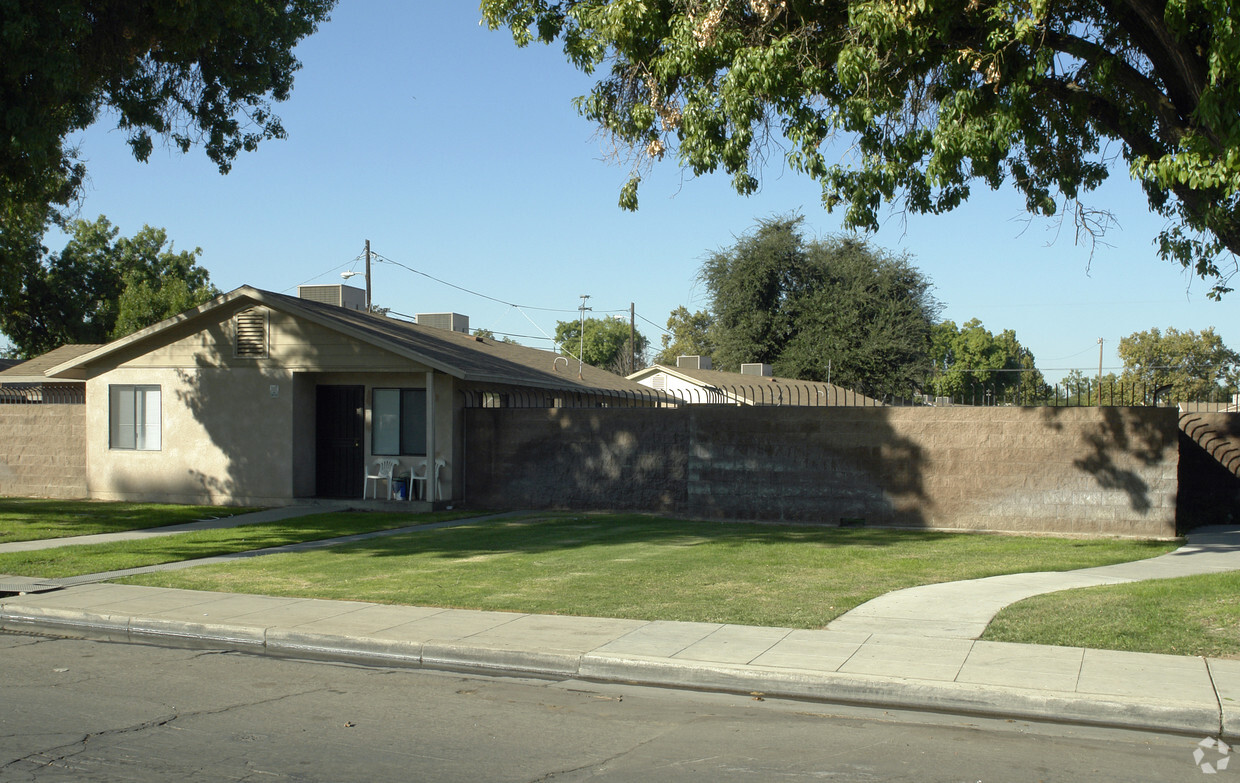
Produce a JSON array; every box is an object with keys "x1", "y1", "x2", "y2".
[
  {"x1": 484, "y1": 0, "x2": 1240, "y2": 295},
  {"x1": 653, "y1": 306, "x2": 716, "y2": 365},
  {"x1": 0, "y1": 0, "x2": 335, "y2": 296},
  {"x1": 555, "y1": 316, "x2": 649, "y2": 374},
  {"x1": 1118, "y1": 326, "x2": 1238, "y2": 402},
  {"x1": 700, "y1": 216, "x2": 939, "y2": 398},
  {"x1": 929, "y1": 318, "x2": 1047, "y2": 402},
  {"x1": 0, "y1": 216, "x2": 219, "y2": 357}
]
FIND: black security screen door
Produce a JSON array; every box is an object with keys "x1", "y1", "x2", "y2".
[{"x1": 315, "y1": 385, "x2": 364, "y2": 498}]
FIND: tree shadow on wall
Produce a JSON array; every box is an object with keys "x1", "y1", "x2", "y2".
[
  {"x1": 466, "y1": 405, "x2": 930, "y2": 528},
  {"x1": 170, "y1": 360, "x2": 294, "y2": 503},
  {"x1": 1039, "y1": 406, "x2": 1176, "y2": 514}
]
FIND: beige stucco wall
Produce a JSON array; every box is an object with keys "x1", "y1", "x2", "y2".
[
  {"x1": 85, "y1": 366, "x2": 297, "y2": 504},
  {"x1": 80, "y1": 304, "x2": 460, "y2": 505}
]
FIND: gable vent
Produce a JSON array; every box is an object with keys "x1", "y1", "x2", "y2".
[{"x1": 233, "y1": 308, "x2": 268, "y2": 358}]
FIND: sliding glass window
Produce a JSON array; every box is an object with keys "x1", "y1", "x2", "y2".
[
  {"x1": 109, "y1": 385, "x2": 161, "y2": 451},
  {"x1": 372, "y1": 388, "x2": 427, "y2": 456}
]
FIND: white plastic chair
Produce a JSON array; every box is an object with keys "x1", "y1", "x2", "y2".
[
  {"x1": 408, "y1": 460, "x2": 428, "y2": 502},
  {"x1": 363, "y1": 458, "x2": 400, "y2": 500},
  {"x1": 434, "y1": 458, "x2": 447, "y2": 499}
]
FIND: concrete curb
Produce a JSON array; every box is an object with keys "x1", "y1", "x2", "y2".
[
  {"x1": 577, "y1": 653, "x2": 1221, "y2": 737},
  {"x1": 0, "y1": 604, "x2": 1226, "y2": 739}
]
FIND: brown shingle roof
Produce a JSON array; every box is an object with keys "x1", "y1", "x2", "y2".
[
  {"x1": 46, "y1": 287, "x2": 662, "y2": 399},
  {"x1": 0, "y1": 344, "x2": 103, "y2": 383}
]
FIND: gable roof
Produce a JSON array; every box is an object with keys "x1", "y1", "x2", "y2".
[
  {"x1": 45, "y1": 286, "x2": 659, "y2": 397},
  {"x1": 0, "y1": 344, "x2": 104, "y2": 384},
  {"x1": 629, "y1": 363, "x2": 880, "y2": 406}
]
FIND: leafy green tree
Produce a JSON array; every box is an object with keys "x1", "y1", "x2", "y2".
[
  {"x1": 0, "y1": 217, "x2": 219, "y2": 357},
  {"x1": 700, "y1": 216, "x2": 939, "y2": 398},
  {"x1": 1118, "y1": 327, "x2": 1239, "y2": 403},
  {"x1": 653, "y1": 306, "x2": 716, "y2": 365},
  {"x1": 929, "y1": 319, "x2": 1047, "y2": 402},
  {"x1": 1, "y1": 0, "x2": 334, "y2": 296},
  {"x1": 485, "y1": 0, "x2": 1240, "y2": 295},
  {"x1": 1061, "y1": 369, "x2": 1122, "y2": 406},
  {"x1": 555, "y1": 316, "x2": 648, "y2": 375}
]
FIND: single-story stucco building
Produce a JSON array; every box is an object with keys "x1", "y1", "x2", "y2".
[{"x1": 39, "y1": 284, "x2": 662, "y2": 506}]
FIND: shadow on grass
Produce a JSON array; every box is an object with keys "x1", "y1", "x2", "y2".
[
  {"x1": 0, "y1": 498, "x2": 258, "y2": 542},
  {"x1": 302, "y1": 513, "x2": 1177, "y2": 563}
]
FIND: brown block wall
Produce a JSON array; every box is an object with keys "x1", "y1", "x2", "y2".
[
  {"x1": 464, "y1": 406, "x2": 1179, "y2": 537},
  {"x1": 0, "y1": 404, "x2": 87, "y2": 499}
]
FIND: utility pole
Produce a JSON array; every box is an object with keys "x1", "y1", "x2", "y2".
[
  {"x1": 578, "y1": 295, "x2": 591, "y2": 379},
  {"x1": 1097, "y1": 337, "x2": 1104, "y2": 403},
  {"x1": 629, "y1": 302, "x2": 636, "y2": 374},
  {"x1": 364, "y1": 239, "x2": 372, "y2": 311}
]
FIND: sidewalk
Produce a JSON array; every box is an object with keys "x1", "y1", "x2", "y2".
[{"x1": 2, "y1": 517, "x2": 1239, "y2": 739}]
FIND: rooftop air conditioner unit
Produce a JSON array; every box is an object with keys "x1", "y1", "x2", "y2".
[
  {"x1": 297, "y1": 284, "x2": 366, "y2": 311},
  {"x1": 740, "y1": 363, "x2": 774, "y2": 377},
  {"x1": 417, "y1": 313, "x2": 470, "y2": 333},
  {"x1": 676, "y1": 355, "x2": 712, "y2": 370}
]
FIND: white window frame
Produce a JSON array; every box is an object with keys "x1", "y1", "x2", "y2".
[{"x1": 109, "y1": 385, "x2": 161, "y2": 451}]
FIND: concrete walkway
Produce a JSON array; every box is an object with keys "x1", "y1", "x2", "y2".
[
  {"x1": 2, "y1": 517, "x2": 1240, "y2": 738},
  {"x1": 828, "y1": 525, "x2": 1240, "y2": 639}
]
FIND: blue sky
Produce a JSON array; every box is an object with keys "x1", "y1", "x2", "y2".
[{"x1": 39, "y1": 2, "x2": 1237, "y2": 384}]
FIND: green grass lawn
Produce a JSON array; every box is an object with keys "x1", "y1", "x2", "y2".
[
  {"x1": 0, "y1": 498, "x2": 259, "y2": 543},
  {"x1": 982, "y1": 571, "x2": 1240, "y2": 658},
  {"x1": 0, "y1": 510, "x2": 482, "y2": 578},
  {"x1": 121, "y1": 513, "x2": 1178, "y2": 629}
]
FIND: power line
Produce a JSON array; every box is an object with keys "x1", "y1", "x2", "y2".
[
  {"x1": 371, "y1": 251, "x2": 627, "y2": 315},
  {"x1": 282, "y1": 247, "x2": 366, "y2": 293},
  {"x1": 635, "y1": 312, "x2": 673, "y2": 337}
]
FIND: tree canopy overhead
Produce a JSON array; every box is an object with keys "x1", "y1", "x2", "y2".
[
  {"x1": 484, "y1": 0, "x2": 1240, "y2": 295},
  {"x1": 0, "y1": 0, "x2": 334, "y2": 293}
]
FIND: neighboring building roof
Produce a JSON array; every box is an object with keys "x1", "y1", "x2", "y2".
[
  {"x1": 628, "y1": 363, "x2": 880, "y2": 406},
  {"x1": 45, "y1": 286, "x2": 661, "y2": 398},
  {"x1": 0, "y1": 344, "x2": 103, "y2": 384}
]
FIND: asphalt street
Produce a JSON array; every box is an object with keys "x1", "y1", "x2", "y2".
[{"x1": 0, "y1": 633, "x2": 1223, "y2": 783}]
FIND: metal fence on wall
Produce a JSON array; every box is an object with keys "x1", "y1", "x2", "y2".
[
  {"x1": 0, "y1": 386, "x2": 86, "y2": 404},
  {"x1": 461, "y1": 382, "x2": 1238, "y2": 410}
]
